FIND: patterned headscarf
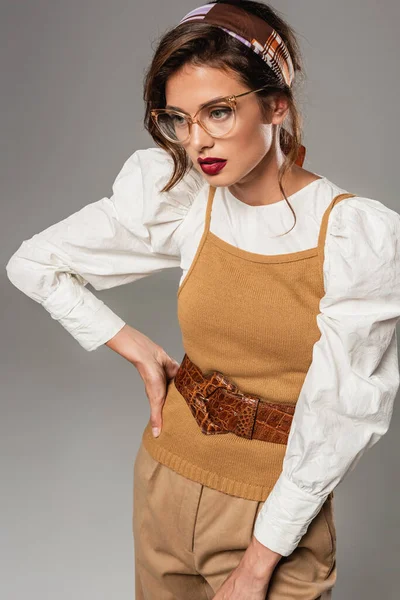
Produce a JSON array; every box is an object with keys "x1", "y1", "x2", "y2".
[{"x1": 178, "y1": 1, "x2": 306, "y2": 166}]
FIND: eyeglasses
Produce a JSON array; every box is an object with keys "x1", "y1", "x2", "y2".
[{"x1": 150, "y1": 86, "x2": 269, "y2": 144}]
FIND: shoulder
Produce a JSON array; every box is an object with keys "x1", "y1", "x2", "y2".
[
  {"x1": 112, "y1": 146, "x2": 205, "y2": 214},
  {"x1": 316, "y1": 174, "x2": 400, "y2": 242},
  {"x1": 328, "y1": 193, "x2": 400, "y2": 246},
  {"x1": 323, "y1": 192, "x2": 400, "y2": 293}
]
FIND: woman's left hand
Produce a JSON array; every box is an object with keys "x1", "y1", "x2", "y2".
[{"x1": 213, "y1": 535, "x2": 282, "y2": 599}]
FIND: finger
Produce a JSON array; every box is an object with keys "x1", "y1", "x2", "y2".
[
  {"x1": 149, "y1": 402, "x2": 163, "y2": 437},
  {"x1": 147, "y1": 380, "x2": 166, "y2": 438},
  {"x1": 164, "y1": 356, "x2": 180, "y2": 380}
]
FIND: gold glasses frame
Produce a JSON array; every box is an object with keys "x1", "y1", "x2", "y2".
[{"x1": 150, "y1": 85, "x2": 270, "y2": 144}]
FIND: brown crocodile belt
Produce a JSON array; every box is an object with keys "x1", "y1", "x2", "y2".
[{"x1": 174, "y1": 353, "x2": 295, "y2": 445}]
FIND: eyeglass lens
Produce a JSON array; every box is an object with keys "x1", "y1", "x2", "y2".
[{"x1": 156, "y1": 101, "x2": 235, "y2": 142}]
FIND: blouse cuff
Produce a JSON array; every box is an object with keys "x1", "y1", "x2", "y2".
[
  {"x1": 41, "y1": 275, "x2": 126, "y2": 351},
  {"x1": 252, "y1": 472, "x2": 328, "y2": 556}
]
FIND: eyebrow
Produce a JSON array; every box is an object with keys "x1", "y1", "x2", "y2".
[{"x1": 165, "y1": 94, "x2": 229, "y2": 113}]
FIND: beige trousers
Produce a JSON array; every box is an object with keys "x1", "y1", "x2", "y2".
[{"x1": 133, "y1": 442, "x2": 337, "y2": 599}]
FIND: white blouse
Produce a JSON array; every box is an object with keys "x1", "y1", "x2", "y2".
[{"x1": 6, "y1": 147, "x2": 400, "y2": 557}]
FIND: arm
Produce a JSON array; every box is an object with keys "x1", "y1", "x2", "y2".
[
  {"x1": 5, "y1": 147, "x2": 202, "y2": 352},
  {"x1": 252, "y1": 196, "x2": 400, "y2": 557}
]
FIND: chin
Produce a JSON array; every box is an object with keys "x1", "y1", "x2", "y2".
[{"x1": 202, "y1": 170, "x2": 238, "y2": 185}]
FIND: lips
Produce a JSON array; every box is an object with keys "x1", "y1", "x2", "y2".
[
  {"x1": 198, "y1": 157, "x2": 226, "y2": 164},
  {"x1": 199, "y1": 160, "x2": 227, "y2": 175},
  {"x1": 198, "y1": 157, "x2": 227, "y2": 175}
]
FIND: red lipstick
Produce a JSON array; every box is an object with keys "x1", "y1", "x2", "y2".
[{"x1": 198, "y1": 157, "x2": 227, "y2": 175}]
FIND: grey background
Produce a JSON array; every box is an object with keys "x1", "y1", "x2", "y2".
[{"x1": 1, "y1": 1, "x2": 399, "y2": 598}]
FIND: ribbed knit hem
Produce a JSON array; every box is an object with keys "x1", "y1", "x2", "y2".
[{"x1": 142, "y1": 427, "x2": 277, "y2": 501}]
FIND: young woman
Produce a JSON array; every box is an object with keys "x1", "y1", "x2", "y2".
[{"x1": 6, "y1": 1, "x2": 400, "y2": 598}]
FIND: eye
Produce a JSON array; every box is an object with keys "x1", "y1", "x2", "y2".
[
  {"x1": 209, "y1": 106, "x2": 233, "y2": 120},
  {"x1": 170, "y1": 114, "x2": 187, "y2": 127}
]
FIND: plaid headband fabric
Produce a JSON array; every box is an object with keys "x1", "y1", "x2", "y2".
[{"x1": 178, "y1": 2, "x2": 295, "y2": 87}]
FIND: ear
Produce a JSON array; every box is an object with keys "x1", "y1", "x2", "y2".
[{"x1": 261, "y1": 93, "x2": 290, "y2": 125}]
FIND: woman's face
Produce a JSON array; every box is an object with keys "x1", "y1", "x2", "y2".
[{"x1": 164, "y1": 64, "x2": 289, "y2": 187}]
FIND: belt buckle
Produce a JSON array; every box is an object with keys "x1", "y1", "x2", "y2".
[
  {"x1": 206, "y1": 387, "x2": 260, "y2": 440},
  {"x1": 193, "y1": 390, "x2": 226, "y2": 434}
]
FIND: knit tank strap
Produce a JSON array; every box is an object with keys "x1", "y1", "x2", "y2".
[
  {"x1": 317, "y1": 191, "x2": 357, "y2": 273},
  {"x1": 204, "y1": 185, "x2": 217, "y2": 233}
]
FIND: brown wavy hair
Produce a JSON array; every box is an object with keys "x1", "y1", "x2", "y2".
[{"x1": 143, "y1": 0, "x2": 306, "y2": 233}]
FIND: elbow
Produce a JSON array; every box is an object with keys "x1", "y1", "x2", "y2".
[
  {"x1": 370, "y1": 380, "x2": 399, "y2": 444},
  {"x1": 5, "y1": 247, "x2": 28, "y2": 290},
  {"x1": 5, "y1": 242, "x2": 45, "y2": 302}
]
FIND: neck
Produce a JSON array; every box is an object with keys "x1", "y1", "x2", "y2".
[{"x1": 228, "y1": 137, "x2": 301, "y2": 207}]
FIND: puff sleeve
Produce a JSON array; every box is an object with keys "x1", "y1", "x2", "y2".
[
  {"x1": 253, "y1": 196, "x2": 400, "y2": 556},
  {"x1": 5, "y1": 147, "x2": 203, "y2": 351}
]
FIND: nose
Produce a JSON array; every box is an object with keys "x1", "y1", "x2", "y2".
[{"x1": 189, "y1": 120, "x2": 214, "y2": 151}]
